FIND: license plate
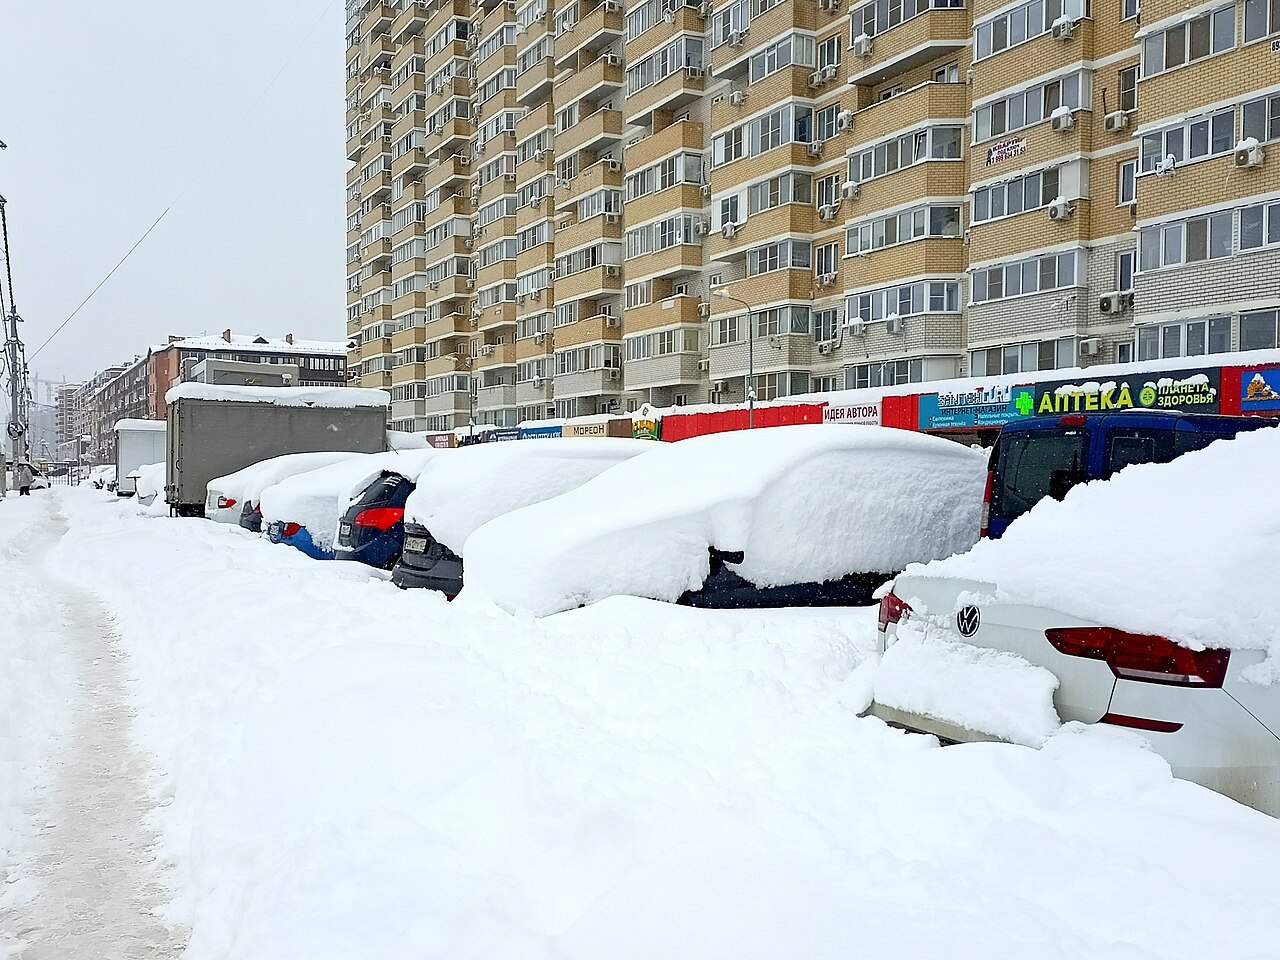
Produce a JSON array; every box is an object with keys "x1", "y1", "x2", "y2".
[
  {"x1": 268, "y1": 522, "x2": 282, "y2": 538},
  {"x1": 404, "y1": 535, "x2": 427, "y2": 554},
  {"x1": 339, "y1": 522, "x2": 352, "y2": 542}
]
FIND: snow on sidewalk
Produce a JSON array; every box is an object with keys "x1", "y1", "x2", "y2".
[{"x1": 22, "y1": 488, "x2": 1280, "y2": 959}]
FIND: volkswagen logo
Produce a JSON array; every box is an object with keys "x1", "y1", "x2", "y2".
[{"x1": 955, "y1": 605, "x2": 981, "y2": 638}]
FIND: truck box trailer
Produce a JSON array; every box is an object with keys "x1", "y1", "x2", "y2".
[
  {"x1": 114, "y1": 419, "x2": 168, "y2": 496},
  {"x1": 165, "y1": 384, "x2": 389, "y2": 516}
]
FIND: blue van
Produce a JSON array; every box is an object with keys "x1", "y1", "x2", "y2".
[{"x1": 983, "y1": 411, "x2": 1273, "y2": 538}]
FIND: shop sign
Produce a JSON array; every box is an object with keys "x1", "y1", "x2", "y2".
[
  {"x1": 986, "y1": 137, "x2": 1027, "y2": 165},
  {"x1": 917, "y1": 385, "x2": 1035, "y2": 430},
  {"x1": 633, "y1": 417, "x2": 660, "y2": 440},
  {"x1": 519, "y1": 425, "x2": 563, "y2": 439},
  {"x1": 1241, "y1": 368, "x2": 1280, "y2": 412},
  {"x1": 424, "y1": 433, "x2": 456, "y2": 449},
  {"x1": 489, "y1": 428, "x2": 520, "y2": 442},
  {"x1": 1034, "y1": 367, "x2": 1220, "y2": 415},
  {"x1": 823, "y1": 402, "x2": 881, "y2": 425},
  {"x1": 563, "y1": 421, "x2": 609, "y2": 438}
]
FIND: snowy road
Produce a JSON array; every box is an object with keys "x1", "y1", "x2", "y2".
[{"x1": 4, "y1": 488, "x2": 1280, "y2": 959}]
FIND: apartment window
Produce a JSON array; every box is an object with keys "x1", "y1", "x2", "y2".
[
  {"x1": 748, "y1": 240, "x2": 811, "y2": 275},
  {"x1": 815, "y1": 174, "x2": 841, "y2": 208},
  {"x1": 718, "y1": 194, "x2": 741, "y2": 226},
  {"x1": 626, "y1": 0, "x2": 657, "y2": 40},
  {"x1": 709, "y1": 0, "x2": 751, "y2": 48},
  {"x1": 1244, "y1": 0, "x2": 1280, "y2": 41},
  {"x1": 1138, "y1": 212, "x2": 1233, "y2": 270},
  {"x1": 815, "y1": 242, "x2": 839, "y2": 276},
  {"x1": 1117, "y1": 159, "x2": 1136, "y2": 206},
  {"x1": 933, "y1": 63, "x2": 960, "y2": 82},
  {"x1": 972, "y1": 167, "x2": 1061, "y2": 223},
  {"x1": 1138, "y1": 318, "x2": 1232, "y2": 359},
  {"x1": 975, "y1": 0, "x2": 1083, "y2": 61},
  {"x1": 1115, "y1": 65, "x2": 1139, "y2": 115},
  {"x1": 847, "y1": 280, "x2": 960, "y2": 321},
  {"x1": 626, "y1": 281, "x2": 652, "y2": 308},
  {"x1": 748, "y1": 172, "x2": 811, "y2": 214},
  {"x1": 817, "y1": 35, "x2": 841, "y2": 69},
  {"x1": 848, "y1": 125, "x2": 963, "y2": 183},
  {"x1": 711, "y1": 314, "x2": 741, "y2": 345},
  {"x1": 626, "y1": 37, "x2": 706, "y2": 95},
  {"x1": 850, "y1": 0, "x2": 964, "y2": 39},
  {"x1": 1122, "y1": 0, "x2": 1139, "y2": 19},
  {"x1": 815, "y1": 105, "x2": 840, "y2": 141},
  {"x1": 813, "y1": 308, "x2": 840, "y2": 342},
  {"x1": 973, "y1": 71, "x2": 1089, "y2": 142},
  {"x1": 1116, "y1": 250, "x2": 1136, "y2": 292},
  {"x1": 749, "y1": 34, "x2": 815, "y2": 81},
  {"x1": 712, "y1": 104, "x2": 813, "y2": 167},
  {"x1": 1241, "y1": 310, "x2": 1280, "y2": 350},
  {"x1": 846, "y1": 204, "x2": 962, "y2": 254},
  {"x1": 1139, "y1": 108, "x2": 1235, "y2": 173},
  {"x1": 970, "y1": 338, "x2": 1075, "y2": 376},
  {"x1": 850, "y1": 359, "x2": 924, "y2": 389},
  {"x1": 970, "y1": 250, "x2": 1079, "y2": 303},
  {"x1": 1243, "y1": 93, "x2": 1280, "y2": 143},
  {"x1": 1141, "y1": 5, "x2": 1235, "y2": 76},
  {"x1": 1240, "y1": 200, "x2": 1280, "y2": 250}
]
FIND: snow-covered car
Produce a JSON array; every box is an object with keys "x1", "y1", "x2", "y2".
[
  {"x1": 133, "y1": 462, "x2": 166, "y2": 507},
  {"x1": 870, "y1": 425, "x2": 1280, "y2": 817},
  {"x1": 205, "y1": 452, "x2": 365, "y2": 530},
  {"x1": 392, "y1": 438, "x2": 654, "y2": 595},
  {"x1": 258, "y1": 450, "x2": 441, "y2": 560},
  {"x1": 461, "y1": 424, "x2": 988, "y2": 616}
]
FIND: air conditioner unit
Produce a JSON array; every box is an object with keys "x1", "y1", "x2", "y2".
[
  {"x1": 515, "y1": 294, "x2": 525, "y2": 304},
  {"x1": 535, "y1": 333, "x2": 546, "y2": 344},
  {"x1": 604, "y1": 53, "x2": 621, "y2": 67},
  {"x1": 697, "y1": 0, "x2": 712, "y2": 17},
  {"x1": 1048, "y1": 198, "x2": 1075, "y2": 221},
  {"x1": 712, "y1": 380, "x2": 726, "y2": 391},
  {"x1": 1051, "y1": 15, "x2": 1077, "y2": 40},
  {"x1": 816, "y1": 272, "x2": 837, "y2": 287},
  {"x1": 698, "y1": 302, "x2": 711, "y2": 319},
  {"x1": 531, "y1": 290, "x2": 542, "y2": 300},
  {"x1": 853, "y1": 34, "x2": 873, "y2": 57},
  {"x1": 503, "y1": 171, "x2": 516, "y2": 181},
  {"x1": 470, "y1": 194, "x2": 480, "y2": 207},
  {"x1": 698, "y1": 358, "x2": 710, "y2": 371},
  {"x1": 730, "y1": 90, "x2": 746, "y2": 107},
  {"x1": 459, "y1": 154, "x2": 470, "y2": 165},
  {"x1": 604, "y1": 212, "x2": 621, "y2": 225},
  {"x1": 699, "y1": 182, "x2": 712, "y2": 198},
  {"x1": 847, "y1": 319, "x2": 866, "y2": 336},
  {"x1": 807, "y1": 141, "x2": 823, "y2": 157},
  {"x1": 1154, "y1": 153, "x2": 1176, "y2": 176},
  {"x1": 685, "y1": 67, "x2": 705, "y2": 80},
  {"x1": 1104, "y1": 111, "x2": 1128, "y2": 133},
  {"x1": 820, "y1": 0, "x2": 841, "y2": 10},
  {"x1": 429, "y1": 281, "x2": 440, "y2": 291},
  {"x1": 607, "y1": 368, "x2": 621, "y2": 381},
  {"x1": 532, "y1": 376, "x2": 544, "y2": 386},
  {"x1": 836, "y1": 110, "x2": 854, "y2": 132},
  {"x1": 534, "y1": 149, "x2": 546, "y2": 162},
  {"x1": 694, "y1": 219, "x2": 711, "y2": 236},
  {"x1": 1050, "y1": 108, "x2": 1075, "y2": 132},
  {"x1": 1078, "y1": 337, "x2": 1101, "y2": 357},
  {"x1": 604, "y1": 265, "x2": 621, "y2": 277},
  {"x1": 605, "y1": 316, "x2": 621, "y2": 328},
  {"x1": 603, "y1": 158, "x2": 622, "y2": 171},
  {"x1": 466, "y1": 278, "x2": 476, "y2": 289},
  {"x1": 480, "y1": 344, "x2": 496, "y2": 356},
  {"x1": 1098, "y1": 291, "x2": 1131, "y2": 314},
  {"x1": 885, "y1": 315, "x2": 904, "y2": 335},
  {"x1": 841, "y1": 180, "x2": 859, "y2": 200},
  {"x1": 820, "y1": 64, "x2": 837, "y2": 81},
  {"x1": 809, "y1": 71, "x2": 825, "y2": 89},
  {"x1": 722, "y1": 222, "x2": 737, "y2": 238},
  {"x1": 818, "y1": 204, "x2": 836, "y2": 221},
  {"x1": 728, "y1": 30, "x2": 745, "y2": 47},
  {"x1": 1235, "y1": 137, "x2": 1264, "y2": 168},
  {"x1": 603, "y1": 0, "x2": 621, "y2": 10},
  {"x1": 818, "y1": 341, "x2": 834, "y2": 354}
]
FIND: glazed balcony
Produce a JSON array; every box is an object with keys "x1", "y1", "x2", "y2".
[
  {"x1": 625, "y1": 119, "x2": 703, "y2": 170},
  {"x1": 515, "y1": 58, "x2": 557, "y2": 107},
  {"x1": 851, "y1": 80, "x2": 969, "y2": 145},
  {"x1": 846, "y1": 9, "x2": 969, "y2": 87},
  {"x1": 623, "y1": 293, "x2": 704, "y2": 334},
  {"x1": 555, "y1": 53, "x2": 624, "y2": 110},
  {"x1": 625, "y1": 66, "x2": 706, "y2": 130},
  {"x1": 556, "y1": 155, "x2": 623, "y2": 211},
  {"x1": 555, "y1": 0, "x2": 624, "y2": 68},
  {"x1": 475, "y1": 341, "x2": 517, "y2": 368},
  {"x1": 555, "y1": 107, "x2": 624, "y2": 159}
]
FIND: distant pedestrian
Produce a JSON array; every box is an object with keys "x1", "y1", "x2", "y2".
[{"x1": 15, "y1": 461, "x2": 34, "y2": 496}]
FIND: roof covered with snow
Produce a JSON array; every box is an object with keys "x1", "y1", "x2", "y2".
[
  {"x1": 113, "y1": 419, "x2": 166, "y2": 433},
  {"x1": 405, "y1": 438, "x2": 653, "y2": 551},
  {"x1": 163, "y1": 333, "x2": 346, "y2": 356},
  {"x1": 461, "y1": 425, "x2": 988, "y2": 616},
  {"x1": 906, "y1": 426, "x2": 1280, "y2": 665},
  {"x1": 208, "y1": 452, "x2": 369, "y2": 505},
  {"x1": 165, "y1": 383, "x2": 388, "y2": 408}
]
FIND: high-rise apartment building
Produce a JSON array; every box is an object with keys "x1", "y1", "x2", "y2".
[{"x1": 344, "y1": 0, "x2": 1280, "y2": 431}]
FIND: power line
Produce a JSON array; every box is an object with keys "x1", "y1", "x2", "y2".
[{"x1": 28, "y1": 0, "x2": 341, "y2": 363}]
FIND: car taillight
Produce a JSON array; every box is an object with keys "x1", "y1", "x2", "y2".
[
  {"x1": 1059, "y1": 414, "x2": 1088, "y2": 427},
  {"x1": 1045, "y1": 627, "x2": 1229, "y2": 687},
  {"x1": 877, "y1": 591, "x2": 912, "y2": 633},
  {"x1": 281, "y1": 522, "x2": 302, "y2": 538},
  {"x1": 217, "y1": 496, "x2": 236, "y2": 509},
  {"x1": 354, "y1": 507, "x2": 405, "y2": 531},
  {"x1": 979, "y1": 468, "x2": 995, "y2": 538}
]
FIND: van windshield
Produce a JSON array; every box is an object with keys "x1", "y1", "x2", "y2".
[{"x1": 990, "y1": 428, "x2": 1088, "y2": 523}]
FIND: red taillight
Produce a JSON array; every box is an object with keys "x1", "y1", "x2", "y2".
[
  {"x1": 1045, "y1": 627, "x2": 1229, "y2": 687},
  {"x1": 281, "y1": 522, "x2": 302, "y2": 538},
  {"x1": 217, "y1": 496, "x2": 237, "y2": 509},
  {"x1": 878, "y1": 591, "x2": 912, "y2": 633},
  {"x1": 1059, "y1": 414, "x2": 1088, "y2": 427},
  {"x1": 353, "y1": 507, "x2": 405, "y2": 531},
  {"x1": 979, "y1": 468, "x2": 995, "y2": 538},
  {"x1": 1099, "y1": 713, "x2": 1184, "y2": 734}
]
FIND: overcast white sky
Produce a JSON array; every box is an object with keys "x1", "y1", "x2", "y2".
[{"x1": 0, "y1": 1, "x2": 347, "y2": 386}]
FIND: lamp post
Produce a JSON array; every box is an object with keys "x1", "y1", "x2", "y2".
[{"x1": 712, "y1": 286, "x2": 755, "y2": 429}]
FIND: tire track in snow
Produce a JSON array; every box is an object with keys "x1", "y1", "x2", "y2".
[{"x1": 1, "y1": 507, "x2": 186, "y2": 959}]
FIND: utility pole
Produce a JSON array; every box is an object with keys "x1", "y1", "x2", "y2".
[{"x1": 1, "y1": 192, "x2": 30, "y2": 482}]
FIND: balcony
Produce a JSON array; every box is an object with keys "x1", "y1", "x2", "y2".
[
  {"x1": 346, "y1": 134, "x2": 364, "y2": 162},
  {"x1": 624, "y1": 352, "x2": 705, "y2": 390},
  {"x1": 631, "y1": 7, "x2": 704, "y2": 61},
  {"x1": 555, "y1": 0, "x2": 624, "y2": 67},
  {"x1": 554, "y1": 212, "x2": 623, "y2": 253},
  {"x1": 478, "y1": 301, "x2": 517, "y2": 331},
  {"x1": 475, "y1": 341, "x2": 517, "y2": 368},
  {"x1": 360, "y1": 3, "x2": 397, "y2": 39},
  {"x1": 476, "y1": 383, "x2": 517, "y2": 409},
  {"x1": 553, "y1": 367, "x2": 623, "y2": 398},
  {"x1": 557, "y1": 264, "x2": 624, "y2": 302},
  {"x1": 852, "y1": 80, "x2": 969, "y2": 145},
  {"x1": 391, "y1": 0, "x2": 432, "y2": 40},
  {"x1": 625, "y1": 67, "x2": 706, "y2": 130},
  {"x1": 555, "y1": 53, "x2": 624, "y2": 110},
  {"x1": 363, "y1": 33, "x2": 395, "y2": 67},
  {"x1": 624, "y1": 242, "x2": 703, "y2": 281},
  {"x1": 358, "y1": 337, "x2": 394, "y2": 362},
  {"x1": 554, "y1": 313, "x2": 623, "y2": 347},
  {"x1": 847, "y1": 10, "x2": 969, "y2": 87},
  {"x1": 516, "y1": 335, "x2": 554, "y2": 360},
  {"x1": 849, "y1": 237, "x2": 967, "y2": 290},
  {"x1": 358, "y1": 371, "x2": 394, "y2": 390},
  {"x1": 624, "y1": 293, "x2": 704, "y2": 334},
  {"x1": 556, "y1": 156, "x2": 624, "y2": 211},
  {"x1": 555, "y1": 107, "x2": 623, "y2": 158},
  {"x1": 516, "y1": 378, "x2": 553, "y2": 406},
  {"x1": 516, "y1": 58, "x2": 557, "y2": 107},
  {"x1": 709, "y1": 68, "x2": 812, "y2": 132},
  {"x1": 625, "y1": 119, "x2": 703, "y2": 170}
]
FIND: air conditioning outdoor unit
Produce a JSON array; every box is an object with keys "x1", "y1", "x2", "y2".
[
  {"x1": 698, "y1": 301, "x2": 711, "y2": 318},
  {"x1": 605, "y1": 265, "x2": 621, "y2": 277},
  {"x1": 818, "y1": 341, "x2": 834, "y2": 354},
  {"x1": 722, "y1": 222, "x2": 737, "y2": 238},
  {"x1": 1050, "y1": 108, "x2": 1074, "y2": 132},
  {"x1": 816, "y1": 272, "x2": 837, "y2": 287},
  {"x1": 809, "y1": 71, "x2": 826, "y2": 89},
  {"x1": 694, "y1": 219, "x2": 711, "y2": 236},
  {"x1": 885, "y1": 315, "x2": 904, "y2": 335},
  {"x1": 1099, "y1": 291, "x2": 1134, "y2": 314},
  {"x1": 847, "y1": 319, "x2": 867, "y2": 336},
  {"x1": 807, "y1": 141, "x2": 823, "y2": 156},
  {"x1": 481, "y1": 344, "x2": 496, "y2": 356},
  {"x1": 730, "y1": 90, "x2": 746, "y2": 106},
  {"x1": 1104, "y1": 111, "x2": 1128, "y2": 133},
  {"x1": 604, "y1": 53, "x2": 621, "y2": 67},
  {"x1": 1235, "y1": 138, "x2": 1264, "y2": 168},
  {"x1": 603, "y1": 0, "x2": 621, "y2": 10},
  {"x1": 1051, "y1": 15, "x2": 1077, "y2": 40},
  {"x1": 712, "y1": 380, "x2": 726, "y2": 391},
  {"x1": 605, "y1": 212, "x2": 621, "y2": 225},
  {"x1": 607, "y1": 368, "x2": 621, "y2": 381},
  {"x1": 1048, "y1": 198, "x2": 1075, "y2": 221},
  {"x1": 699, "y1": 182, "x2": 712, "y2": 198},
  {"x1": 429, "y1": 281, "x2": 440, "y2": 291},
  {"x1": 697, "y1": 0, "x2": 712, "y2": 17},
  {"x1": 605, "y1": 316, "x2": 621, "y2": 328},
  {"x1": 853, "y1": 34, "x2": 873, "y2": 57},
  {"x1": 535, "y1": 333, "x2": 546, "y2": 344},
  {"x1": 728, "y1": 31, "x2": 745, "y2": 46},
  {"x1": 818, "y1": 204, "x2": 836, "y2": 221},
  {"x1": 1154, "y1": 153, "x2": 1176, "y2": 176},
  {"x1": 686, "y1": 67, "x2": 705, "y2": 80},
  {"x1": 836, "y1": 110, "x2": 854, "y2": 132},
  {"x1": 1078, "y1": 337, "x2": 1101, "y2": 356},
  {"x1": 534, "y1": 149, "x2": 546, "y2": 162},
  {"x1": 604, "y1": 158, "x2": 622, "y2": 171},
  {"x1": 532, "y1": 376, "x2": 544, "y2": 386},
  {"x1": 698, "y1": 358, "x2": 710, "y2": 371},
  {"x1": 466, "y1": 277, "x2": 476, "y2": 288},
  {"x1": 841, "y1": 180, "x2": 859, "y2": 200},
  {"x1": 821, "y1": 0, "x2": 841, "y2": 10},
  {"x1": 821, "y1": 64, "x2": 837, "y2": 81}
]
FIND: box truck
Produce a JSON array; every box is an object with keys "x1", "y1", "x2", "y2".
[{"x1": 114, "y1": 419, "x2": 168, "y2": 496}]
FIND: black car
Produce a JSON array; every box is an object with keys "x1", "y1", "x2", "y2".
[
  {"x1": 389, "y1": 522, "x2": 464, "y2": 595},
  {"x1": 334, "y1": 470, "x2": 414, "y2": 570},
  {"x1": 238, "y1": 499, "x2": 264, "y2": 533},
  {"x1": 677, "y1": 549, "x2": 889, "y2": 609}
]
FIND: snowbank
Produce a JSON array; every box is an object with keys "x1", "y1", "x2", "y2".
[
  {"x1": 37, "y1": 493, "x2": 1280, "y2": 960},
  {"x1": 206, "y1": 451, "x2": 366, "y2": 517},
  {"x1": 258, "y1": 450, "x2": 441, "y2": 551},
  {"x1": 164, "y1": 383, "x2": 389, "y2": 409},
  {"x1": 404, "y1": 437, "x2": 653, "y2": 552},
  {"x1": 463, "y1": 425, "x2": 987, "y2": 616},
  {"x1": 907, "y1": 425, "x2": 1280, "y2": 664}
]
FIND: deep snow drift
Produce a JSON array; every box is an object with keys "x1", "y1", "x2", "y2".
[
  {"x1": 5, "y1": 488, "x2": 1274, "y2": 960},
  {"x1": 206, "y1": 451, "x2": 366, "y2": 521},
  {"x1": 463, "y1": 425, "x2": 987, "y2": 616},
  {"x1": 906, "y1": 425, "x2": 1280, "y2": 665}
]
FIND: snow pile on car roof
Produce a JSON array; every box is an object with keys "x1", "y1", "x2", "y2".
[
  {"x1": 258, "y1": 450, "x2": 442, "y2": 551},
  {"x1": 209, "y1": 452, "x2": 366, "y2": 506},
  {"x1": 908, "y1": 424, "x2": 1280, "y2": 670},
  {"x1": 405, "y1": 437, "x2": 653, "y2": 551},
  {"x1": 165, "y1": 383, "x2": 389, "y2": 408},
  {"x1": 462, "y1": 425, "x2": 988, "y2": 617}
]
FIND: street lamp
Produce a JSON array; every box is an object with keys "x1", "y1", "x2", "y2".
[{"x1": 712, "y1": 286, "x2": 755, "y2": 429}]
